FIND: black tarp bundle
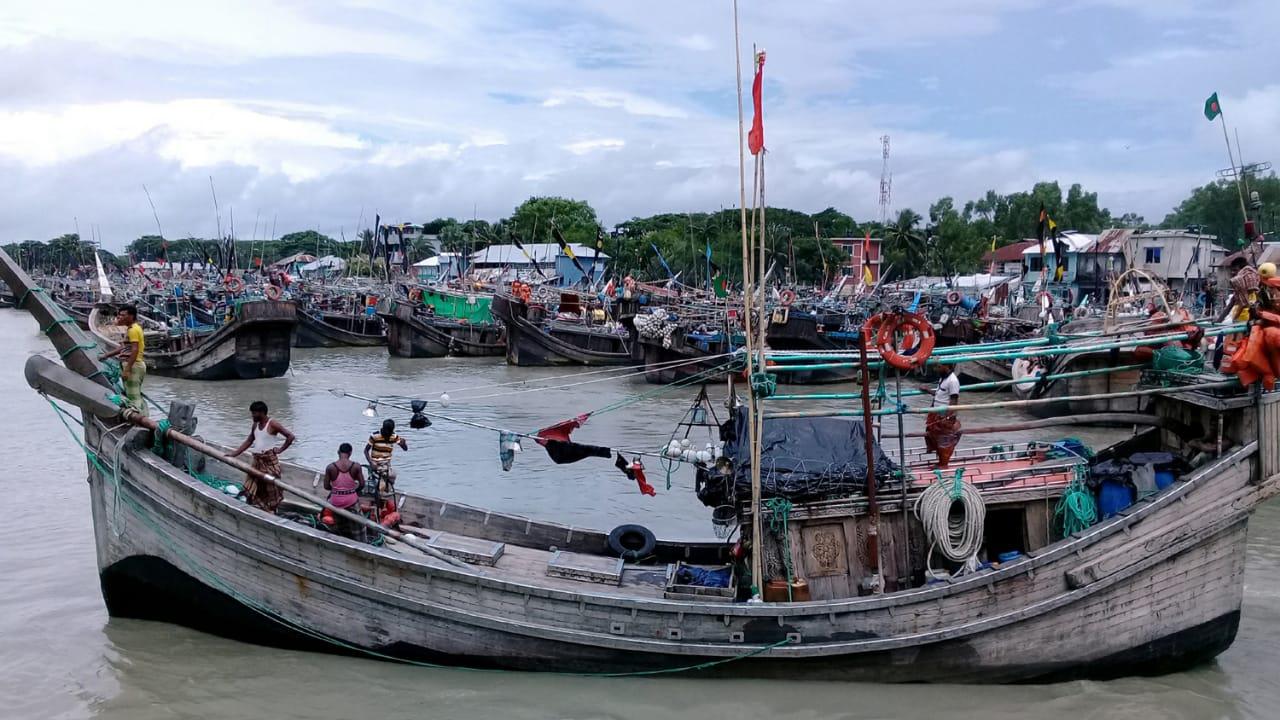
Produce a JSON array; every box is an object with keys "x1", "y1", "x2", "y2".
[{"x1": 695, "y1": 405, "x2": 899, "y2": 507}]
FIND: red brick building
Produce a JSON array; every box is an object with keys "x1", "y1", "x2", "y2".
[{"x1": 830, "y1": 236, "x2": 883, "y2": 282}]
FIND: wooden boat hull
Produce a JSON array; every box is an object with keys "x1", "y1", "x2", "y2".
[
  {"x1": 957, "y1": 357, "x2": 1012, "y2": 386},
  {"x1": 638, "y1": 336, "x2": 733, "y2": 384},
  {"x1": 79, "y1": 391, "x2": 1276, "y2": 681},
  {"x1": 380, "y1": 302, "x2": 505, "y2": 358},
  {"x1": 57, "y1": 302, "x2": 93, "y2": 330},
  {"x1": 1026, "y1": 350, "x2": 1144, "y2": 419},
  {"x1": 91, "y1": 300, "x2": 297, "y2": 380},
  {"x1": 765, "y1": 310, "x2": 859, "y2": 384},
  {"x1": 491, "y1": 294, "x2": 634, "y2": 367},
  {"x1": 293, "y1": 311, "x2": 386, "y2": 348}
]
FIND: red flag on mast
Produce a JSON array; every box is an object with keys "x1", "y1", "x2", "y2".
[{"x1": 748, "y1": 51, "x2": 766, "y2": 155}]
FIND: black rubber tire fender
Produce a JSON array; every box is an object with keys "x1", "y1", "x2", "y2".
[{"x1": 607, "y1": 523, "x2": 656, "y2": 560}]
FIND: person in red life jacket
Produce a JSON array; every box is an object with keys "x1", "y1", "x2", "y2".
[{"x1": 322, "y1": 443, "x2": 367, "y2": 541}]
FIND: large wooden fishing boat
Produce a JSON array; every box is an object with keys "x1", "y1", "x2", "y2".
[
  {"x1": 633, "y1": 309, "x2": 737, "y2": 384},
  {"x1": 491, "y1": 291, "x2": 634, "y2": 366},
  {"x1": 6, "y1": 247, "x2": 1279, "y2": 682},
  {"x1": 89, "y1": 299, "x2": 297, "y2": 380},
  {"x1": 380, "y1": 289, "x2": 505, "y2": 358},
  {"x1": 294, "y1": 309, "x2": 386, "y2": 348}
]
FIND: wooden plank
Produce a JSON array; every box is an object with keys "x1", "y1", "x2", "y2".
[
  {"x1": 546, "y1": 550, "x2": 624, "y2": 586},
  {"x1": 426, "y1": 532, "x2": 505, "y2": 566}
]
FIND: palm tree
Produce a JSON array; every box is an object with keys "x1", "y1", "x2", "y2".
[{"x1": 885, "y1": 209, "x2": 925, "y2": 277}]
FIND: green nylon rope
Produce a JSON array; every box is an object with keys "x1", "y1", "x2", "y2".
[
  {"x1": 749, "y1": 371, "x2": 776, "y2": 399},
  {"x1": 42, "y1": 316, "x2": 77, "y2": 333},
  {"x1": 43, "y1": 398, "x2": 792, "y2": 676},
  {"x1": 763, "y1": 497, "x2": 794, "y2": 602},
  {"x1": 591, "y1": 358, "x2": 737, "y2": 416},
  {"x1": 152, "y1": 419, "x2": 172, "y2": 455},
  {"x1": 59, "y1": 342, "x2": 97, "y2": 359},
  {"x1": 1055, "y1": 465, "x2": 1098, "y2": 536}
]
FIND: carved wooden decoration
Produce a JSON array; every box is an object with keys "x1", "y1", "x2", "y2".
[{"x1": 802, "y1": 524, "x2": 848, "y2": 577}]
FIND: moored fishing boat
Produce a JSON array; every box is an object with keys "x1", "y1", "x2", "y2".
[
  {"x1": 7, "y1": 246, "x2": 1278, "y2": 682},
  {"x1": 294, "y1": 309, "x2": 386, "y2": 348},
  {"x1": 88, "y1": 299, "x2": 297, "y2": 380},
  {"x1": 380, "y1": 287, "x2": 505, "y2": 358},
  {"x1": 491, "y1": 288, "x2": 634, "y2": 366}
]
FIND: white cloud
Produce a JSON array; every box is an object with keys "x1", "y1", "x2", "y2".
[
  {"x1": 0, "y1": 99, "x2": 366, "y2": 180},
  {"x1": 0, "y1": 0, "x2": 1274, "y2": 246},
  {"x1": 543, "y1": 89, "x2": 688, "y2": 119},
  {"x1": 562, "y1": 138, "x2": 625, "y2": 155}
]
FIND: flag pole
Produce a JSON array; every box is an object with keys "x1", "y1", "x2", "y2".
[
  {"x1": 731, "y1": 0, "x2": 765, "y2": 601},
  {"x1": 1217, "y1": 108, "x2": 1249, "y2": 228}
]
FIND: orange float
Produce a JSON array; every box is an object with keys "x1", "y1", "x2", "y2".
[{"x1": 874, "y1": 311, "x2": 936, "y2": 371}]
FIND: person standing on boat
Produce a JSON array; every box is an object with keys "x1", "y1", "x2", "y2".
[
  {"x1": 99, "y1": 304, "x2": 147, "y2": 415},
  {"x1": 925, "y1": 363, "x2": 963, "y2": 468},
  {"x1": 365, "y1": 419, "x2": 407, "y2": 494},
  {"x1": 323, "y1": 443, "x2": 367, "y2": 541},
  {"x1": 230, "y1": 400, "x2": 295, "y2": 513}
]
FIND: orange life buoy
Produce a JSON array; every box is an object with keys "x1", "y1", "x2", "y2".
[
  {"x1": 263, "y1": 284, "x2": 282, "y2": 300},
  {"x1": 409, "y1": 287, "x2": 423, "y2": 303},
  {"x1": 945, "y1": 290, "x2": 962, "y2": 306},
  {"x1": 224, "y1": 276, "x2": 245, "y2": 293},
  {"x1": 874, "y1": 311, "x2": 936, "y2": 371},
  {"x1": 779, "y1": 289, "x2": 797, "y2": 306}
]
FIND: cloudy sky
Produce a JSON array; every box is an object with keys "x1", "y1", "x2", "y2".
[{"x1": 1, "y1": 0, "x2": 1277, "y2": 250}]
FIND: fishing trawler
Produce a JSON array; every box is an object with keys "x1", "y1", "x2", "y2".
[
  {"x1": 7, "y1": 240, "x2": 1278, "y2": 682},
  {"x1": 491, "y1": 286, "x2": 634, "y2": 366},
  {"x1": 380, "y1": 287, "x2": 505, "y2": 358},
  {"x1": 88, "y1": 298, "x2": 297, "y2": 380}
]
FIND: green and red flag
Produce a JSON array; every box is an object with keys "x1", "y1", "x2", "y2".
[{"x1": 1204, "y1": 92, "x2": 1221, "y2": 121}]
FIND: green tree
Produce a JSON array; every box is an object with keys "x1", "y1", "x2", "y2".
[
  {"x1": 1162, "y1": 175, "x2": 1280, "y2": 247},
  {"x1": 507, "y1": 196, "x2": 599, "y2": 246},
  {"x1": 884, "y1": 209, "x2": 925, "y2": 278}
]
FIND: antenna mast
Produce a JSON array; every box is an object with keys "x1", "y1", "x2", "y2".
[{"x1": 878, "y1": 134, "x2": 892, "y2": 226}]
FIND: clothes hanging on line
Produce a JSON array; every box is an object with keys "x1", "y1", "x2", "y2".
[{"x1": 543, "y1": 439, "x2": 611, "y2": 465}]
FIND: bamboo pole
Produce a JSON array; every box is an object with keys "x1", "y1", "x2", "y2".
[
  {"x1": 119, "y1": 407, "x2": 472, "y2": 570},
  {"x1": 765, "y1": 326, "x2": 1243, "y2": 373},
  {"x1": 730, "y1": 0, "x2": 765, "y2": 600},
  {"x1": 898, "y1": 412, "x2": 1181, "y2": 437},
  {"x1": 858, "y1": 327, "x2": 882, "y2": 592},
  {"x1": 769, "y1": 363, "x2": 1145, "y2": 401},
  {"x1": 764, "y1": 380, "x2": 1239, "y2": 419}
]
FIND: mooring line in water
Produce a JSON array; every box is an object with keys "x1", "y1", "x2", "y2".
[
  {"x1": 46, "y1": 400, "x2": 793, "y2": 678},
  {"x1": 331, "y1": 357, "x2": 738, "y2": 466},
  {"x1": 414, "y1": 351, "x2": 740, "y2": 400}
]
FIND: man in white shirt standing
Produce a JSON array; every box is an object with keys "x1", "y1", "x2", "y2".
[{"x1": 925, "y1": 363, "x2": 963, "y2": 467}]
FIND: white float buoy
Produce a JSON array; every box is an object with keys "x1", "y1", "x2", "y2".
[{"x1": 439, "y1": 392, "x2": 451, "y2": 408}]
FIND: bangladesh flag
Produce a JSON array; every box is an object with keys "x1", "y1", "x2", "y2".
[
  {"x1": 1204, "y1": 92, "x2": 1221, "y2": 121},
  {"x1": 711, "y1": 273, "x2": 730, "y2": 298}
]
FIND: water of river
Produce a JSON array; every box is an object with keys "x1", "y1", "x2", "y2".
[{"x1": 1, "y1": 309, "x2": 1278, "y2": 720}]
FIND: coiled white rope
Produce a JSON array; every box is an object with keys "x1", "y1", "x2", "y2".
[{"x1": 913, "y1": 469, "x2": 986, "y2": 574}]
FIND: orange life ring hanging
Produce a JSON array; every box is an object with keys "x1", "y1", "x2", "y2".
[
  {"x1": 263, "y1": 284, "x2": 283, "y2": 301},
  {"x1": 224, "y1": 276, "x2": 245, "y2": 293},
  {"x1": 874, "y1": 311, "x2": 936, "y2": 371},
  {"x1": 779, "y1": 289, "x2": 797, "y2": 306},
  {"x1": 408, "y1": 287, "x2": 423, "y2": 303},
  {"x1": 945, "y1": 290, "x2": 962, "y2": 306}
]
